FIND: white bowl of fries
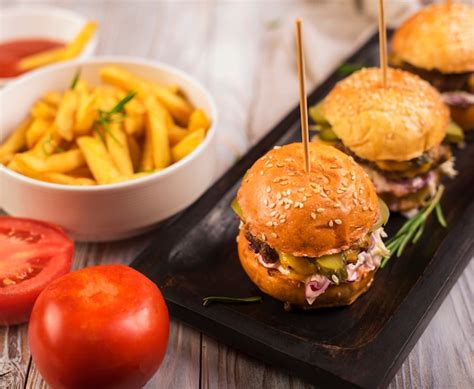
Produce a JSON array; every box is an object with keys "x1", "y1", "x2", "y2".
[
  {"x1": 0, "y1": 5, "x2": 98, "y2": 85},
  {"x1": 0, "y1": 57, "x2": 218, "y2": 241}
]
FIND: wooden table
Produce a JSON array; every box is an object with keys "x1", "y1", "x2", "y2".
[{"x1": 1, "y1": 1, "x2": 472, "y2": 388}]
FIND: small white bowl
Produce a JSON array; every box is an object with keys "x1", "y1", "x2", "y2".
[
  {"x1": 0, "y1": 57, "x2": 218, "y2": 241},
  {"x1": 0, "y1": 5, "x2": 98, "y2": 86}
]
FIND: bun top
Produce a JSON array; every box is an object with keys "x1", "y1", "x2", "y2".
[
  {"x1": 237, "y1": 143, "x2": 380, "y2": 258},
  {"x1": 392, "y1": 2, "x2": 474, "y2": 73},
  {"x1": 321, "y1": 67, "x2": 449, "y2": 162}
]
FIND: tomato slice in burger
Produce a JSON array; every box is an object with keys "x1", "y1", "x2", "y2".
[{"x1": 0, "y1": 217, "x2": 73, "y2": 325}]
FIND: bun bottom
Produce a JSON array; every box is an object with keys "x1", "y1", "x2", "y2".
[
  {"x1": 237, "y1": 231, "x2": 375, "y2": 309},
  {"x1": 450, "y1": 105, "x2": 474, "y2": 131}
]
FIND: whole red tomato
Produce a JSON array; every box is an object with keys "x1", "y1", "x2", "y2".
[{"x1": 28, "y1": 265, "x2": 169, "y2": 389}]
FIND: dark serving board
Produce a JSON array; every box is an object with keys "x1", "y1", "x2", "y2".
[{"x1": 131, "y1": 31, "x2": 474, "y2": 388}]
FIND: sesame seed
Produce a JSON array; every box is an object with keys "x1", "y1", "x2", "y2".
[
  {"x1": 298, "y1": 188, "x2": 305, "y2": 193},
  {"x1": 266, "y1": 221, "x2": 273, "y2": 227},
  {"x1": 279, "y1": 218, "x2": 286, "y2": 223},
  {"x1": 288, "y1": 172, "x2": 296, "y2": 176},
  {"x1": 261, "y1": 233, "x2": 267, "y2": 241},
  {"x1": 334, "y1": 219, "x2": 342, "y2": 225},
  {"x1": 264, "y1": 199, "x2": 269, "y2": 206},
  {"x1": 273, "y1": 145, "x2": 281, "y2": 149},
  {"x1": 269, "y1": 202, "x2": 276, "y2": 208},
  {"x1": 276, "y1": 163, "x2": 284, "y2": 168},
  {"x1": 317, "y1": 208, "x2": 325, "y2": 213},
  {"x1": 331, "y1": 275, "x2": 339, "y2": 284},
  {"x1": 273, "y1": 177, "x2": 281, "y2": 183},
  {"x1": 311, "y1": 212, "x2": 317, "y2": 220},
  {"x1": 271, "y1": 232, "x2": 278, "y2": 238},
  {"x1": 323, "y1": 177, "x2": 329, "y2": 184},
  {"x1": 363, "y1": 205, "x2": 369, "y2": 211},
  {"x1": 280, "y1": 181, "x2": 288, "y2": 186},
  {"x1": 270, "y1": 211, "x2": 277, "y2": 217},
  {"x1": 337, "y1": 189, "x2": 345, "y2": 194},
  {"x1": 268, "y1": 156, "x2": 273, "y2": 160},
  {"x1": 266, "y1": 164, "x2": 273, "y2": 168},
  {"x1": 302, "y1": 196, "x2": 307, "y2": 201},
  {"x1": 320, "y1": 192, "x2": 328, "y2": 198},
  {"x1": 266, "y1": 186, "x2": 271, "y2": 193},
  {"x1": 329, "y1": 220, "x2": 334, "y2": 227},
  {"x1": 295, "y1": 202, "x2": 304, "y2": 208},
  {"x1": 277, "y1": 193, "x2": 282, "y2": 200},
  {"x1": 260, "y1": 170, "x2": 264, "y2": 175},
  {"x1": 353, "y1": 199, "x2": 358, "y2": 205},
  {"x1": 334, "y1": 203, "x2": 341, "y2": 208},
  {"x1": 284, "y1": 204, "x2": 291, "y2": 210}
]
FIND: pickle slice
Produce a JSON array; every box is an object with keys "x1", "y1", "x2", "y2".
[
  {"x1": 444, "y1": 122, "x2": 464, "y2": 144},
  {"x1": 231, "y1": 198, "x2": 244, "y2": 220},
  {"x1": 279, "y1": 252, "x2": 317, "y2": 275},
  {"x1": 319, "y1": 127, "x2": 339, "y2": 142},
  {"x1": 373, "y1": 197, "x2": 390, "y2": 230},
  {"x1": 309, "y1": 102, "x2": 328, "y2": 124},
  {"x1": 316, "y1": 254, "x2": 348, "y2": 282}
]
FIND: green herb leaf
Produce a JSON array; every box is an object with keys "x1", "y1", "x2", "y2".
[
  {"x1": 93, "y1": 91, "x2": 136, "y2": 146},
  {"x1": 381, "y1": 185, "x2": 445, "y2": 268},
  {"x1": 202, "y1": 296, "x2": 262, "y2": 307},
  {"x1": 435, "y1": 203, "x2": 447, "y2": 228},
  {"x1": 70, "y1": 68, "x2": 82, "y2": 90},
  {"x1": 337, "y1": 63, "x2": 364, "y2": 76}
]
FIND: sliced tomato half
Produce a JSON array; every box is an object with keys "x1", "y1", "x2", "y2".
[{"x1": 0, "y1": 217, "x2": 73, "y2": 325}]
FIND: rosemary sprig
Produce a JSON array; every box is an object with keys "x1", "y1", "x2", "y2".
[
  {"x1": 337, "y1": 63, "x2": 365, "y2": 76},
  {"x1": 93, "y1": 91, "x2": 136, "y2": 145},
  {"x1": 70, "y1": 68, "x2": 82, "y2": 89},
  {"x1": 381, "y1": 185, "x2": 447, "y2": 268},
  {"x1": 202, "y1": 296, "x2": 262, "y2": 307}
]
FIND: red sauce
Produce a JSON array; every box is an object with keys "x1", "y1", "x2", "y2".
[{"x1": 0, "y1": 38, "x2": 65, "y2": 78}]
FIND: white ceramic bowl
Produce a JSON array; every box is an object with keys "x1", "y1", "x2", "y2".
[
  {"x1": 0, "y1": 5, "x2": 98, "y2": 85},
  {"x1": 0, "y1": 57, "x2": 218, "y2": 241}
]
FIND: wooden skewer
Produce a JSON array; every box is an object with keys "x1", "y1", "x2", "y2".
[
  {"x1": 295, "y1": 18, "x2": 311, "y2": 173},
  {"x1": 378, "y1": 0, "x2": 388, "y2": 88}
]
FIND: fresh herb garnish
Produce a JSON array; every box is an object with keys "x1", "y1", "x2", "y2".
[
  {"x1": 202, "y1": 296, "x2": 262, "y2": 307},
  {"x1": 337, "y1": 63, "x2": 365, "y2": 76},
  {"x1": 381, "y1": 186, "x2": 446, "y2": 268},
  {"x1": 70, "y1": 68, "x2": 82, "y2": 90},
  {"x1": 41, "y1": 135, "x2": 65, "y2": 156},
  {"x1": 93, "y1": 91, "x2": 136, "y2": 145}
]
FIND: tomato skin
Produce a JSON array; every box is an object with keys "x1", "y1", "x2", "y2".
[
  {"x1": 0, "y1": 217, "x2": 73, "y2": 325},
  {"x1": 29, "y1": 265, "x2": 169, "y2": 389}
]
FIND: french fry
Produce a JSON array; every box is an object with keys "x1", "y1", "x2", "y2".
[
  {"x1": 140, "y1": 124, "x2": 154, "y2": 172},
  {"x1": 26, "y1": 118, "x2": 51, "y2": 148},
  {"x1": 32, "y1": 128, "x2": 62, "y2": 158},
  {"x1": 145, "y1": 96, "x2": 171, "y2": 169},
  {"x1": 19, "y1": 22, "x2": 98, "y2": 71},
  {"x1": 188, "y1": 109, "x2": 210, "y2": 133},
  {"x1": 105, "y1": 123, "x2": 134, "y2": 175},
  {"x1": 124, "y1": 113, "x2": 144, "y2": 135},
  {"x1": 69, "y1": 166, "x2": 94, "y2": 179},
  {"x1": 168, "y1": 125, "x2": 188, "y2": 146},
  {"x1": 16, "y1": 149, "x2": 85, "y2": 173},
  {"x1": 127, "y1": 134, "x2": 141, "y2": 171},
  {"x1": 152, "y1": 84, "x2": 193, "y2": 126},
  {"x1": 100, "y1": 66, "x2": 149, "y2": 96},
  {"x1": 31, "y1": 101, "x2": 56, "y2": 119},
  {"x1": 171, "y1": 128, "x2": 205, "y2": 162},
  {"x1": 55, "y1": 90, "x2": 78, "y2": 141},
  {"x1": 77, "y1": 136, "x2": 120, "y2": 184},
  {"x1": 0, "y1": 119, "x2": 30, "y2": 164},
  {"x1": 75, "y1": 91, "x2": 96, "y2": 135},
  {"x1": 42, "y1": 91, "x2": 62, "y2": 107},
  {"x1": 8, "y1": 158, "x2": 94, "y2": 185}
]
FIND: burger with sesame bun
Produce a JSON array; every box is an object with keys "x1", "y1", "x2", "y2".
[
  {"x1": 391, "y1": 2, "x2": 474, "y2": 130},
  {"x1": 232, "y1": 142, "x2": 390, "y2": 309},
  {"x1": 312, "y1": 67, "x2": 456, "y2": 214}
]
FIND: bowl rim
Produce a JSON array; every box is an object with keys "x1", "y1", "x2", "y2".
[{"x1": 0, "y1": 55, "x2": 219, "y2": 192}]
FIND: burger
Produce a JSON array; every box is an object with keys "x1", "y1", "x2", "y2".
[
  {"x1": 391, "y1": 2, "x2": 474, "y2": 130},
  {"x1": 232, "y1": 142, "x2": 389, "y2": 309},
  {"x1": 313, "y1": 67, "x2": 456, "y2": 213}
]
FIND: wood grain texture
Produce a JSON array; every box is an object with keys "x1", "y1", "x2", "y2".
[{"x1": 0, "y1": 0, "x2": 472, "y2": 388}]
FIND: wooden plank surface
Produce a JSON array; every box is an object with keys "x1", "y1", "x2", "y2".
[{"x1": 0, "y1": 1, "x2": 472, "y2": 388}]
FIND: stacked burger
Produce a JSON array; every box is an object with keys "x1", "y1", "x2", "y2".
[
  {"x1": 313, "y1": 67, "x2": 456, "y2": 213},
  {"x1": 232, "y1": 143, "x2": 389, "y2": 309},
  {"x1": 391, "y1": 2, "x2": 474, "y2": 131}
]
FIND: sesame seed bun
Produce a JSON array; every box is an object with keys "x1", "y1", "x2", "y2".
[
  {"x1": 237, "y1": 143, "x2": 380, "y2": 258},
  {"x1": 321, "y1": 68, "x2": 449, "y2": 162},
  {"x1": 450, "y1": 104, "x2": 474, "y2": 131},
  {"x1": 237, "y1": 230, "x2": 375, "y2": 308},
  {"x1": 392, "y1": 3, "x2": 474, "y2": 74}
]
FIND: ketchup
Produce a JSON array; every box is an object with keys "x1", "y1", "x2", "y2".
[{"x1": 0, "y1": 38, "x2": 65, "y2": 78}]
